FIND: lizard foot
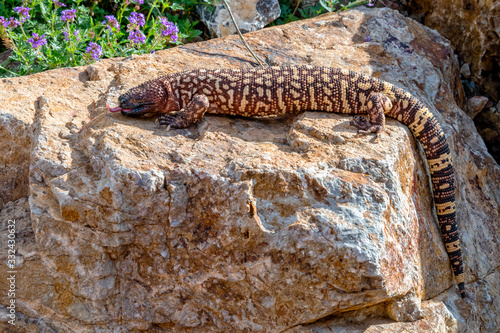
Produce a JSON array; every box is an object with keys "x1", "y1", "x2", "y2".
[
  {"x1": 350, "y1": 116, "x2": 371, "y2": 131},
  {"x1": 156, "y1": 112, "x2": 189, "y2": 129},
  {"x1": 350, "y1": 116, "x2": 383, "y2": 142}
]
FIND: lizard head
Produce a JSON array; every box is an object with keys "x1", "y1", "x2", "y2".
[{"x1": 107, "y1": 79, "x2": 167, "y2": 116}]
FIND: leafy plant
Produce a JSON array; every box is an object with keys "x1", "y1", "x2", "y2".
[
  {"x1": 298, "y1": 2, "x2": 328, "y2": 19},
  {"x1": 319, "y1": 0, "x2": 374, "y2": 12},
  {"x1": 0, "y1": 0, "x2": 204, "y2": 77},
  {"x1": 270, "y1": 0, "x2": 375, "y2": 27},
  {"x1": 273, "y1": 1, "x2": 302, "y2": 26}
]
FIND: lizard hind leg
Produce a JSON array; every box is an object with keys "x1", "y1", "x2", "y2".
[{"x1": 350, "y1": 92, "x2": 392, "y2": 140}]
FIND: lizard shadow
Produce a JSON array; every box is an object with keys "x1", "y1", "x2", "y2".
[{"x1": 146, "y1": 111, "x2": 363, "y2": 150}]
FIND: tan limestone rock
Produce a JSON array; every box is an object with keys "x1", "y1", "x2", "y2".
[
  {"x1": 290, "y1": 268, "x2": 500, "y2": 332},
  {"x1": 285, "y1": 300, "x2": 458, "y2": 333},
  {"x1": 0, "y1": 7, "x2": 499, "y2": 333},
  {"x1": 0, "y1": 197, "x2": 57, "y2": 332}
]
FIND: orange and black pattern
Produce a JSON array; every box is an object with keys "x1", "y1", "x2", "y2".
[{"x1": 116, "y1": 65, "x2": 465, "y2": 297}]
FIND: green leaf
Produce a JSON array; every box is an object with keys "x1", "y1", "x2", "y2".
[
  {"x1": 319, "y1": 0, "x2": 335, "y2": 12},
  {"x1": 170, "y1": 3, "x2": 184, "y2": 11},
  {"x1": 39, "y1": 0, "x2": 51, "y2": 19}
]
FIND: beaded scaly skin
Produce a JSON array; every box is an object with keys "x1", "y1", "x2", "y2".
[{"x1": 108, "y1": 65, "x2": 465, "y2": 298}]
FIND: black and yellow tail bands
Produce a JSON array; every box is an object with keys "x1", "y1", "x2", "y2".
[{"x1": 387, "y1": 88, "x2": 465, "y2": 298}]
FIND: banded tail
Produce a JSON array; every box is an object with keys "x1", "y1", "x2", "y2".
[{"x1": 387, "y1": 88, "x2": 465, "y2": 298}]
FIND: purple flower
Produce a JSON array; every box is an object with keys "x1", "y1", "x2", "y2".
[
  {"x1": 128, "y1": 12, "x2": 145, "y2": 27},
  {"x1": 63, "y1": 30, "x2": 80, "y2": 41},
  {"x1": 103, "y1": 15, "x2": 120, "y2": 33},
  {"x1": 54, "y1": 1, "x2": 66, "y2": 8},
  {"x1": 159, "y1": 18, "x2": 179, "y2": 43},
  {"x1": 61, "y1": 9, "x2": 76, "y2": 22},
  {"x1": 1, "y1": 16, "x2": 21, "y2": 29},
  {"x1": 14, "y1": 6, "x2": 30, "y2": 23},
  {"x1": 27, "y1": 32, "x2": 47, "y2": 49},
  {"x1": 366, "y1": 36, "x2": 370, "y2": 42},
  {"x1": 131, "y1": 0, "x2": 144, "y2": 4},
  {"x1": 128, "y1": 29, "x2": 146, "y2": 44},
  {"x1": 0, "y1": 16, "x2": 9, "y2": 28},
  {"x1": 5, "y1": 17, "x2": 20, "y2": 29},
  {"x1": 367, "y1": 0, "x2": 374, "y2": 6},
  {"x1": 85, "y1": 42, "x2": 103, "y2": 61}
]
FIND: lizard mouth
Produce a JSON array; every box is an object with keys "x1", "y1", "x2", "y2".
[
  {"x1": 106, "y1": 102, "x2": 153, "y2": 116},
  {"x1": 106, "y1": 103, "x2": 133, "y2": 113}
]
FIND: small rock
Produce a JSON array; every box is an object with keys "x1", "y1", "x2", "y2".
[
  {"x1": 386, "y1": 293, "x2": 424, "y2": 322},
  {"x1": 466, "y1": 96, "x2": 488, "y2": 119},
  {"x1": 197, "y1": 0, "x2": 280, "y2": 38},
  {"x1": 460, "y1": 63, "x2": 471, "y2": 78}
]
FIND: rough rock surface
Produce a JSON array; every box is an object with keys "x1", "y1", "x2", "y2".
[
  {"x1": 410, "y1": 0, "x2": 500, "y2": 88},
  {"x1": 465, "y1": 96, "x2": 489, "y2": 119},
  {"x1": 474, "y1": 107, "x2": 500, "y2": 165},
  {"x1": 197, "y1": 0, "x2": 280, "y2": 38},
  {"x1": 1, "y1": 7, "x2": 500, "y2": 333}
]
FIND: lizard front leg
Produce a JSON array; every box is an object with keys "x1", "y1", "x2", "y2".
[
  {"x1": 157, "y1": 94, "x2": 210, "y2": 129},
  {"x1": 350, "y1": 92, "x2": 392, "y2": 141}
]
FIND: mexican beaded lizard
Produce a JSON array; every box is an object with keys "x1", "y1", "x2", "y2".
[{"x1": 107, "y1": 65, "x2": 465, "y2": 298}]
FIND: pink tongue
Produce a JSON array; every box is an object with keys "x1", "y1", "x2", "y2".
[
  {"x1": 106, "y1": 102, "x2": 124, "y2": 113},
  {"x1": 106, "y1": 103, "x2": 132, "y2": 112}
]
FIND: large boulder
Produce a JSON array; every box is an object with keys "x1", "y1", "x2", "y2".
[{"x1": 1, "y1": 7, "x2": 499, "y2": 333}]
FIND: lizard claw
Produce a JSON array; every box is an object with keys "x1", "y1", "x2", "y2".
[
  {"x1": 154, "y1": 118, "x2": 170, "y2": 131},
  {"x1": 157, "y1": 114, "x2": 178, "y2": 127}
]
